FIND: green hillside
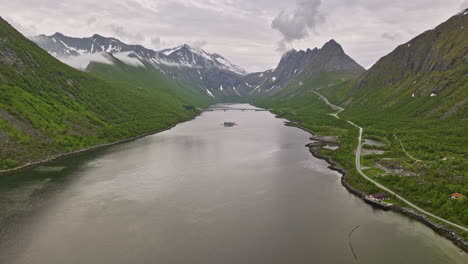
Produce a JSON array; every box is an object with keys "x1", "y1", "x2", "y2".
[
  {"x1": 256, "y1": 11, "x2": 468, "y2": 233},
  {"x1": 0, "y1": 17, "x2": 212, "y2": 170},
  {"x1": 323, "y1": 10, "x2": 467, "y2": 119}
]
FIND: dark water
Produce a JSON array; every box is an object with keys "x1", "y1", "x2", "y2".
[{"x1": 0, "y1": 104, "x2": 466, "y2": 263}]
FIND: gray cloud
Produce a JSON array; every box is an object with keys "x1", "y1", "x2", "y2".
[
  {"x1": 461, "y1": 0, "x2": 468, "y2": 9},
  {"x1": 150, "y1": 37, "x2": 161, "y2": 49},
  {"x1": 272, "y1": 0, "x2": 324, "y2": 41},
  {"x1": 190, "y1": 40, "x2": 208, "y2": 49},
  {"x1": 86, "y1": 16, "x2": 97, "y2": 26},
  {"x1": 381, "y1": 32, "x2": 401, "y2": 41},
  {"x1": 271, "y1": 0, "x2": 325, "y2": 51},
  {"x1": 0, "y1": 0, "x2": 464, "y2": 71},
  {"x1": 107, "y1": 24, "x2": 144, "y2": 43}
]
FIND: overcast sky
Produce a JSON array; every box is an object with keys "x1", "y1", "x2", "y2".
[{"x1": 2, "y1": 0, "x2": 467, "y2": 72}]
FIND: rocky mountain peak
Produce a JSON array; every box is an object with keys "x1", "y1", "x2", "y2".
[
  {"x1": 91, "y1": 34, "x2": 105, "y2": 39},
  {"x1": 321, "y1": 39, "x2": 344, "y2": 54},
  {"x1": 279, "y1": 49, "x2": 299, "y2": 62},
  {"x1": 51, "y1": 32, "x2": 64, "y2": 38}
]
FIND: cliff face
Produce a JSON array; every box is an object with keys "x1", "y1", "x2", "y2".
[
  {"x1": 323, "y1": 10, "x2": 468, "y2": 119},
  {"x1": 356, "y1": 10, "x2": 467, "y2": 90},
  {"x1": 244, "y1": 39, "x2": 364, "y2": 97}
]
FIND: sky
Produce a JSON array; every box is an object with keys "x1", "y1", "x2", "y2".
[{"x1": 2, "y1": 0, "x2": 467, "y2": 72}]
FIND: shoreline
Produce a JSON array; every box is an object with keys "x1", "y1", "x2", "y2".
[
  {"x1": 294, "y1": 123, "x2": 468, "y2": 253},
  {"x1": 1, "y1": 105, "x2": 466, "y2": 252},
  {"x1": 280, "y1": 114, "x2": 467, "y2": 252},
  {"x1": 0, "y1": 111, "x2": 204, "y2": 176}
]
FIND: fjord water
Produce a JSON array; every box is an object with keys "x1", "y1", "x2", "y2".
[{"x1": 0, "y1": 104, "x2": 465, "y2": 263}]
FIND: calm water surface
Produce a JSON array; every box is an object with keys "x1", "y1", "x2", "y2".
[{"x1": 0, "y1": 104, "x2": 466, "y2": 263}]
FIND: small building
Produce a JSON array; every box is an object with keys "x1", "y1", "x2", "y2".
[
  {"x1": 371, "y1": 193, "x2": 389, "y2": 200},
  {"x1": 451, "y1": 193, "x2": 464, "y2": 199}
]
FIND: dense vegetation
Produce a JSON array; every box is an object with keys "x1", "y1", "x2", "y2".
[
  {"x1": 0, "y1": 17, "x2": 212, "y2": 170},
  {"x1": 0, "y1": 9, "x2": 466, "y2": 240},
  {"x1": 255, "y1": 12, "x2": 468, "y2": 237},
  {"x1": 256, "y1": 81, "x2": 467, "y2": 237},
  {"x1": 319, "y1": 12, "x2": 468, "y2": 229}
]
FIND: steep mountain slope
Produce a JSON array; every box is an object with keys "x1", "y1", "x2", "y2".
[
  {"x1": 323, "y1": 9, "x2": 467, "y2": 119},
  {"x1": 256, "y1": 10, "x2": 468, "y2": 231},
  {"x1": 245, "y1": 39, "x2": 364, "y2": 96},
  {"x1": 32, "y1": 33, "x2": 248, "y2": 99},
  {"x1": 0, "y1": 17, "x2": 211, "y2": 170}
]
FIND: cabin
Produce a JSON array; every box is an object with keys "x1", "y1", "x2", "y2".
[
  {"x1": 450, "y1": 193, "x2": 464, "y2": 199},
  {"x1": 371, "y1": 193, "x2": 389, "y2": 200},
  {"x1": 223, "y1": 122, "x2": 237, "y2": 127}
]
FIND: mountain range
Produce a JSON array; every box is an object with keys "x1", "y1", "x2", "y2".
[
  {"x1": 31, "y1": 33, "x2": 365, "y2": 99},
  {"x1": 32, "y1": 33, "x2": 249, "y2": 98},
  {"x1": 0, "y1": 16, "x2": 211, "y2": 170},
  {"x1": 321, "y1": 9, "x2": 467, "y2": 119},
  {"x1": 1, "y1": 9, "x2": 465, "y2": 171},
  {"x1": 1, "y1": 8, "x2": 467, "y2": 243}
]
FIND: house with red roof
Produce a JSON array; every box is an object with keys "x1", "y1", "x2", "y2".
[{"x1": 450, "y1": 193, "x2": 464, "y2": 199}]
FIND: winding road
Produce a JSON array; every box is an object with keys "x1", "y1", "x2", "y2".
[{"x1": 314, "y1": 91, "x2": 468, "y2": 232}]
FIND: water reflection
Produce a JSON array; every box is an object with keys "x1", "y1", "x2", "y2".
[{"x1": 0, "y1": 104, "x2": 465, "y2": 264}]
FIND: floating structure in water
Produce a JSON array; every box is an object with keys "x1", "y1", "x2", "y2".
[{"x1": 223, "y1": 122, "x2": 237, "y2": 127}]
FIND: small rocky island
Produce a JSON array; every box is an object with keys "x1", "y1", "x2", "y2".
[{"x1": 223, "y1": 122, "x2": 237, "y2": 127}]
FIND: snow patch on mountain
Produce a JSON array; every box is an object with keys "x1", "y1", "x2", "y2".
[
  {"x1": 250, "y1": 85, "x2": 261, "y2": 94},
  {"x1": 213, "y1": 55, "x2": 247, "y2": 75},
  {"x1": 205, "y1": 89, "x2": 214, "y2": 97},
  {"x1": 58, "y1": 39, "x2": 88, "y2": 55},
  {"x1": 232, "y1": 86, "x2": 240, "y2": 96},
  {"x1": 152, "y1": 57, "x2": 201, "y2": 69}
]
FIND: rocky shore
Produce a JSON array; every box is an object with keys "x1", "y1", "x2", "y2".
[{"x1": 305, "y1": 137, "x2": 468, "y2": 253}]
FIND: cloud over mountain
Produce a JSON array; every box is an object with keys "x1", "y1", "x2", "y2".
[{"x1": 271, "y1": 0, "x2": 325, "y2": 51}]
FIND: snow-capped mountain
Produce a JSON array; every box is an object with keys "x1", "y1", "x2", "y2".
[
  {"x1": 159, "y1": 44, "x2": 246, "y2": 75},
  {"x1": 243, "y1": 39, "x2": 365, "y2": 96},
  {"x1": 31, "y1": 32, "x2": 157, "y2": 57},
  {"x1": 31, "y1": 33, "x2": 249, "y2": 98},
  {"x1": 31, "y1": 33, "x2": 364, "y2": 99}
]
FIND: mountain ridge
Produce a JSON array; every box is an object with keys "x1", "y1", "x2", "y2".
[
  {"x1": 322, "y1": 9, "x2": 467, "y2": 119},
  {"x1": 244, "y1": 39, "x2": 365, "y2": 96},
  {"x1": 31, "y1": 32, "x2": 364, "y2": 99},
  {"x1": 31, "y1": 32, "x2": 254, "y2": 98},
  {"x1": 0, "y1": 16, "x2": 211, "y2": 170}
]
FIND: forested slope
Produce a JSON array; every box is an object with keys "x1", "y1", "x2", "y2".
[{"x1": 0, "y1": 17, "x2": 212, "y2": 170}]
